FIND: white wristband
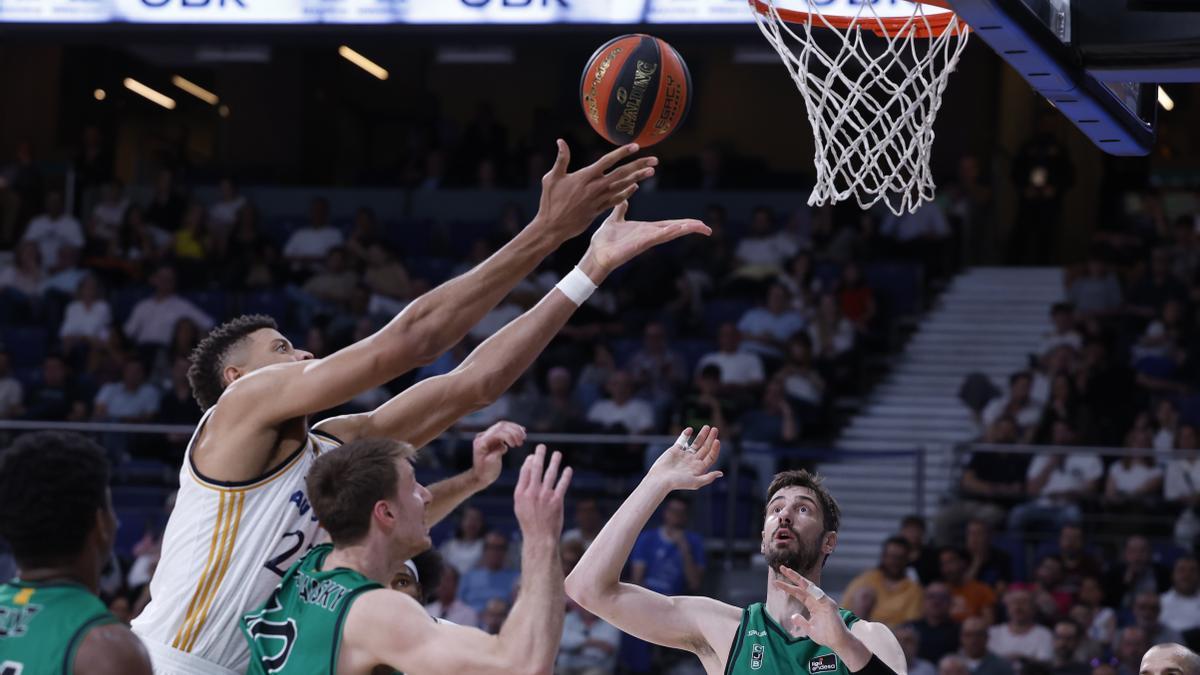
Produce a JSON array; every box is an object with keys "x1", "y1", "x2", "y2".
[{"x1": 555, "y1": 266, "x2": 598, "y2": 306}]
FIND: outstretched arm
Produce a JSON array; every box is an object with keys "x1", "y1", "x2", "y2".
[
  {"x1": 219, "y1": 142, "x2": 656, "y2": 429},
  {"x1": 315, "y1": 202, "x2": 709, "y2": 448},
  {"x1": 565, "y1": 427, "x2": 740, "y2": 656},
  {"x1": 344, "y1": 444, "x2": 572, "y2": 675},
  {"x1": 423, "y1": 421, "x2": 525, "y2": 527}
]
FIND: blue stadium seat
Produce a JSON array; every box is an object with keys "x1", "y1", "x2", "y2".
[
  {"x1": 677, "y1": 338, "x2": 717, "y2": 374},
  {"x1": 1, "y1": 326, "x2": 48, "y2": 365},
  {"x1": 240, "y1": 290, "x2": 289, "y2": 321},
  {"x1": 184, "y1": 291, "x2": 229, "y2": 322},
  {"x1": 706, "y1": 299, "x2": 755, "y2": 332},
  {"x1": 110, "y1": 286, "x2": 153, "y2": 325}
]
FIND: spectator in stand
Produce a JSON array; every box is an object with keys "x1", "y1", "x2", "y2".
[
  {"x1": 122, "y1": 265, "x2": 213, "y2": 350},
  {"x1": 740, "y1": 377, "x2": 799, "y2": 446},
  {"x1": 1132, "y1": 590, "x2": 1185, "y2": 646},
  {"x1": 845, "y1": 536, "x2": 925, "y2": 627},
  {"x1": 778, "y1": 251, "x2": 820, "y2": 316},
  {"x1": 21, "y1": 189, "x2": 82, "y2": 272},
  {"x1": 92, "y1": 357, "x2": 159, "y2": 423},
  {"x1": 737, "y1": 283, "x2": 807, "y2": 365},
  {"x1": 1114, "y1": 626, "x2": 1150, "y2": 675},
  {"x1": 897, "y1": 624, "x2": 939, "y2": 675},
  {"x1": 457, "y1": 531, "x2": 520, "y2": 613},
  {"x1": 989, "y1": 589, "x2": 1055, "y2": 664},
  {"x1": 629, "y1": 496, "x2": 705, "y2": 596},
  {"x1": 900, "y1": 514, "x2": 941, "y2": 584},
  {"x1": 778, "y1": 333, "x2": 827, "y2": 424},
  {"x1": 1103, "y1": 535, "x2": 1171, "y2": 610},
  {"x1": 981, "y1": 371, "x2": 1043, "y2": 437},
  {"x1": 941, "y1": 546, "x2": 997, "y2": 624},
  {"x1": 1104, "y1": 434, "x2": 1164, "y2": 515},
  {"x1": 1051, "y1": 619, "x2": 1092, "y2": 675},
  {"x1": 143, "y1": 169, "x2": 184, "y2": 231},
  {"x1": 172, "y1": 203, "x2": 209, "y2": 265},
  {"x1": 808, "y1": 293, "x2": 857, "y2": 365},
  {"x1": 935, "y1": 417, "x2": 1029, "y2": 545},
  {"x1": 207, "y1": 177, "x2": 245, "y2": 236},
  {"x1": 1008, "y1": 112, "x2": 1073, "y2": 264},
  {"x1": 1071, "y1": 575, "x2": 1118, "y2": 649},
  {"x1": 912, "y1": 582, "x2": 960, "y2": 663},
  {"x1": 838, "y1": 261, "x2": 877, "y2": 333},
  {"x1": 426, "y1": 565, "x2": 479, "y2": 627},
  {"x1": 0, "y1": 240, "x2": 43, "y2": 321},
  {"x1": 300, "y1": 246, "x2": 359, "y2": 312},
  {"x1": 0, "y1": 139, "x2": 44, "y2": 245},
  {"x1": 0, "y1": 348, "x2": 23, "y2": 419},
  {"x1": 89, "y1": 180, "x2": 129, "y2": 247},
  {"x1": 1067, "y1": 254, "x2": 1123, "y2": 320},
  {"x1": 938, "y1": 655, "x2": 971, "y2": 675},
  {"x1": 628, "y1": 321, "x2": 686, "y2": 417},
  {"x1": 479, "y1": 597, "x2": 510, "y2": 635},
  {"x1": 1008, "y1": 424, "x2": 1103, "y2": 534},
  {"x1": 58, "y1": 274, "x2": 112, "y2": 353},
  {"x1": 880, "y1": 200, "x2": 952, "y2": 276},
  {"x1": 675, "y1": 365, "x2": 730, "y2": 432},
  {"x1": 363, "y1": 242, "x2": 412, "y2": 316},
  {"x1": 730, "y1": 206, "x2": 798, "y2": 280},
  {"x1": 576, "y1": 343, "x2": 617, "y2": 412},
  {"x1": 1154, "y1": 400, "x2": 1182, "y2": 455},
  {"x1": 1013, "y1": 555, "x2": 1075, "y2": 623},
  {"x1": 156, "y1": 357, "x2": 201, "y2": 459},
  {"x1": 558, "y1": 600, "x2": 621, "y2": 675},
  {"x1": 1034, "y1": 371, "x2": 1090, "y2": 446},
  {"x1": 1040, "y1": 302, "x2": 1083, "y2": 360},
  {"x1": 563, "y1": 497, "x2": 604, "y2": 551},
  {"x1": 562, "y1": 539, "x2": 585, "y2": 577},
  {"x1": 282, "y1": 196, "x2": 343, "y2": 274},
  {"x1": 1161, "y1": 557, "x2": 1200, "y2": 636},
  {"x1": 23, "y1": 353, "x2": 87, "y2": 422},
  {"x1": 1038, "y1": 524, "x2": 1103, "y2": 592},
  {"x1": 964, "y1": 518, "x2": 1013, "y2": 591},
  {"x1": 1165, "y1": 426, "x2": 1200, "y2": 548},
  {"x1": 586, "y1": 369, "x2": 655, "y2": 435},
  {"x1": 697, "y1": 323, "x2": 766, "y2": 395},
  {"x1": 1128, "y1": 248, "x2": 1189, "y2": 321},
  {"x1": 523, "y1": 366, "x2": 584, "y2": 434},
  {"x1": 439, "y1": 505, "x2": 486, "y2": 575},
  {"x1": 959, "y1": 616, "x2": 1015, "y2": 675}
]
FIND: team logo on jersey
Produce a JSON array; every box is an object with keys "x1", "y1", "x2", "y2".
[
  {"x1": 810, "y1": 653, "x2": 840, "y2": 673},
  {"x1": 751, "y1": 643, "x2": 766, "y2": 670},
  {"x1": 746, "y1": 629, "x2": 768, "y2": 638}
]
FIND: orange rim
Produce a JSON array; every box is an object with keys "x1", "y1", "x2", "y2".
[{"x1": 748, "y1": 0, "x2": 966, "y2": 39}]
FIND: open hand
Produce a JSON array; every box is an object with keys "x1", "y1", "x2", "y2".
[
  {"x1": 471, "y1": 420, "x2": 526, "y2": 488},
  {"x1": 647, "y1": 426, "x2": 723, "y2": 492},
  {"x1": 535, "y1": 140, "x2": 658, "y2": 243},
  {"x1": 580, "y1": 201, "x2": 710, "y2": 280},
  {"x1": 773, "y1": 566, "x2": 854, "y2": 651},
  {"x1": 513, "y1": 444, "x2": 573, "y2": 543}
]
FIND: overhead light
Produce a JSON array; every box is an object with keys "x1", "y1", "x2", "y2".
[
  {"x1": 123, "y1": 78, "x2": 175, "y2": 110},
  {"x1": 338, "y1": 45, "x2": 388, "y2": 81},
  {"x1": 172, "y1": 75, "x2": 218, "y2": 105},
  {"x1": 93, "y1": 89, "x2": 106, "y2": 101},
  {"x1": 1158, "y1": 86, "x2": 1174, "y2": 112}
]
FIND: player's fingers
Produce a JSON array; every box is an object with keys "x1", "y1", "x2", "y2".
[
  {"x1": 696, "y1": 470, "x2": 724, "y2": 487},
  {"x1": 516, "y1": 453, "x2": 533, "y2": 493},
  {"x1": 610, "y1": 200, "x2": 631, "y2": 222},
  {"x1": 529, "y1": 443, "x2": 547, "y2": 489},
  {"x1": 603, "y1": 156, "x2": 657, "y2": 184},
  {"x1": 606, "y1": 184, "x2": 638, "y2": 209},
  {"x1": 604, "y1": 168, "x2": 655, "y2": 199},
  {"x1": 587, "y1": 142, "x2": 639, "y2": 176},
  {"x1": 790, "y1": 613, "x2": 812, "y2": 638},
  {"x1": 698, "y1": 427, "x2": 719, "y2": 458},
  {"x1": 702, "y1": 439, "x2": 722, "y2": 467},
  {"x1": 549, "y1": 139, "x2": 570, "y2": 177},
  {"x1": 691, "y1": 425, "x2": 712, "y2": 450},
  {"x1": 674, "y1": 427, "x2": 694, "y2": 449},
  {"x1": 554, "y1": 466, "x2": 574, "y2": 500},
  {"x1": 645, "y1": 220, "x2": 711, "y2": 247},
  {"x1": 542, "y1": 450, "x2": 563, "y2": 493}
]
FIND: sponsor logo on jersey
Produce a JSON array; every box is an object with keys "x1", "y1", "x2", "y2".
[
  {"x1": 810, "y1": 653, "x2": 840, "y2": 673},
  {"x1": 751, "y1": 643, "x2": 766, "y2": 670},
  {"x1": 746, "y1": 629, "x2": 768, "y2": 638}
]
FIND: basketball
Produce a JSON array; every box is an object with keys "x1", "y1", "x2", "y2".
[{"x1": 579, "y1": 33, "x2": 692, "y2": 148}]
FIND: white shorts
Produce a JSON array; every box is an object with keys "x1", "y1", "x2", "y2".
[{"x1": 139, "y1": 638, "x2": 242, "y2": 675}]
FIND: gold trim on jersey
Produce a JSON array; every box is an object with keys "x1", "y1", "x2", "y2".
[
  {"x1": 183, "y1": 490, "x2": 245, "y2": 652},
  {"x1": 185, "y1": 435, "x2": 317, "y2": 493},
  {"x1": 172, "y1": 490, "x2": 231, "y2": 650}
]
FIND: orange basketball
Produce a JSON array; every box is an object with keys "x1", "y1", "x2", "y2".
[{"x1": 579, "y1": 34, "x2": 692, "y2": 148}]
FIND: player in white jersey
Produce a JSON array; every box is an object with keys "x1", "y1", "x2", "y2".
[{"x1": 130, "y1": 140, "x2": 709, "y2": 674}]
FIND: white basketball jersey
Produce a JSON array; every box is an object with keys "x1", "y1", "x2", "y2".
[{"x1": 131, "y1": 407, "x2": 342, "y2": 672}]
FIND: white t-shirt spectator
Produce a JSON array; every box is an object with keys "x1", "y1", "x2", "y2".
[
  {"x1": 697, "y1": 351, "x2": 765, "y2": 387},
  {"x1": 808, "y1": 320, "x2": 856, "y2": 358},
  {"x1": 1038, "y1": 329, "x2": 1082, "y2": 357},
  {"x1": 1164, "y1": 457, "x2": 1200, "y2": 502},
  {"x1": 123, "y1": 295, "x2": 214, "y2": 347},
  {"x1": 426, "y1": 598, "x2": 479, "y2": 627},
  {"x1": 0, "y1": 266, "x2": 41, "y2": 297},
  {"x1": 282, "y1": 226, "x2": 344, "y2": 261},
  {"x1": 22, "y1": 213, "x2": 83, "y2": 270},
  {"x1": 439, "y1": 539, "x2": 484, "y2": 576},
  {"x1": 981, "y1": 395, "x2": 1043, "y2": 430},
  {"x1": 1161, "y1": 589, "x2": 1200, "y2": 633},
  {"x1": 587, "y1": 398, "x2": 655, "y2": 434},
  {"x1": 783, "y1": 372, "x2": 823, "y2": 405},
  {"x1": 734, "y1": 233, "x2": 798, "y2": 270},
  {"x1": 1109, "y1": 461, "x2": 1163, "y2": 495},
  {"x1": 737, "y1": 308, "x2": 806, "y2": 359},
  {"x1": 59, "y1": 300, "x2": 112, "y2": 341},
  {"x1": 558, "y1": 610, "x2": 621, "y2": 673},
  {"x1": 209, "y1": 196, "x2": 246, "y2": 229},
  {"x1": 457, "y1": 395, "x2": 511, "y2": 430},
  {"x1": 0, "y1": 374, "x2": 23, "y2": 418},
  {"x1": 1155, "y1": 429, "x2": 1176, "y2": 453},
  {"x1": 95, "y1": 382, "x2": 161, "y2": 420},
  {"x1": 1026, "y1": 453, "x2": 1103, "y2": 505},
  {"x1": 93, "y1": 198, "x2": 130, "y2": 233},
  {"x1": 987, "y1": 623, "x2": 1054, "y2": 663},
  {"x1": 881, "y1": 202, "x2": 950, "y2": 242},
  {"x1": 468, "y1": 302, "x2": 523, "y2": 341}
]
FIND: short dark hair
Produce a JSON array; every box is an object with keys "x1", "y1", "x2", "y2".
[
  {"x1": 1055, "y1": 618, "x2": 1082, "y2": 638},
  {"x1": 1009, "y1": 370, "x2": 1032, "y2": 386},
  {"x1": 306, "y1": 437, "x2": 416, "y2": 546},
  {"x1": 900, "y1": 515, "x2": 926, "y2": 530},
  {"x1": 766, "y1": 469, "x2": 840, "y2": 534},
  {"x1": 939, "y1": 546, "x2": 968, "y2": 563},
  {"x1": 884, "y1": 535, "x2": 911, "y2": 554},
  {"x1": 188, "y1": 314, "x2": 278, "y2": 411},
  {"x1": 0, "y1": 432, "x2": 110, "y2": 568}
]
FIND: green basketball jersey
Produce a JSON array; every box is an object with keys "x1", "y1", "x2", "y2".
[
  {"x1": 0, "y1": 579, "x2": 118, "y2": 675},
  {"x1": 725, "y1": 603, "x2": 860, "y2": 675},
  {"x1": 241, "y1": 544, "x2": 382, "y2": 675}
]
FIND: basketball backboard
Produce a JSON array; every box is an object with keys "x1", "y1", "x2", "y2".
[{"x1": 942, "y1": 0, "x2": 1200, "y2": 155}]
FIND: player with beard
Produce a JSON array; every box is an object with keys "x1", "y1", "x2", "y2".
[{"x1": 566, "y1": 425, "x2": 907, "y2": 675}]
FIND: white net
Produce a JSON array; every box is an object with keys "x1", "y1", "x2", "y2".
[{"x1": 751, "y1": 0, "x2": 970, "y2": 215}]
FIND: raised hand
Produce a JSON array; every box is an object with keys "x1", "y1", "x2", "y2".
[
  {"x1": 535, "y1": 140, "x2": 659, "y2": 243},
  {"x1": 773, "y1": 566, "x2": 854, "y2": 651},
  {"x1": 647, "y1": 426, "x2": 723, "y2": 492},
  {"x1": 579, "y1": 201, "x2": 710, "y2": 280},
  {"x1": 513, "y1": 443, "x2": 573, "y2": 543},
  {"x1": 471, "y1": 420, "x2": 526, "y2": 488}
]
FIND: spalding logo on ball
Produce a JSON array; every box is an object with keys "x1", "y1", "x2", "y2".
[{"x1": 580, "y1": 34, "x2": 692, "y2": 148}]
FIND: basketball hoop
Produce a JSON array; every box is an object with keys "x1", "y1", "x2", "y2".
[{"x1": 749, "y1": 0, "x2": 970, "y2": 215}]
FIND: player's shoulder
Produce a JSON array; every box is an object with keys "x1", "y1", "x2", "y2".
[
  {"x1": 75, "y1": 622, "x2": 153, "y2": 675},
  {"x1": 343, "y1": 588, "x2": 436, "y2": 652}
]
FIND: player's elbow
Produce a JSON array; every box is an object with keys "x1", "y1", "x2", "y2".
[{"x1": 564, "y1": 568, "x2": 604, "y2": 610}]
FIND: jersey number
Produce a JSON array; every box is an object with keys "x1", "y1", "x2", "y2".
[
  {"x1": 1, "y1": 661, "x2": 23, "y2": 675},
  {"x1": 264, "y1": 531, "x2": 307, "y2": 577},
  {"x1": 245, "y1": 598, "x2": 297, "y2": 674}
]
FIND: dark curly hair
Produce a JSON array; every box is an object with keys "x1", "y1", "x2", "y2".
[
  {"x1": 0, "y1": 431, "x2": 110, "y2": 568},
  {"x1": 187, "y1": 314, "x2": 278, "y2": 411}
]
